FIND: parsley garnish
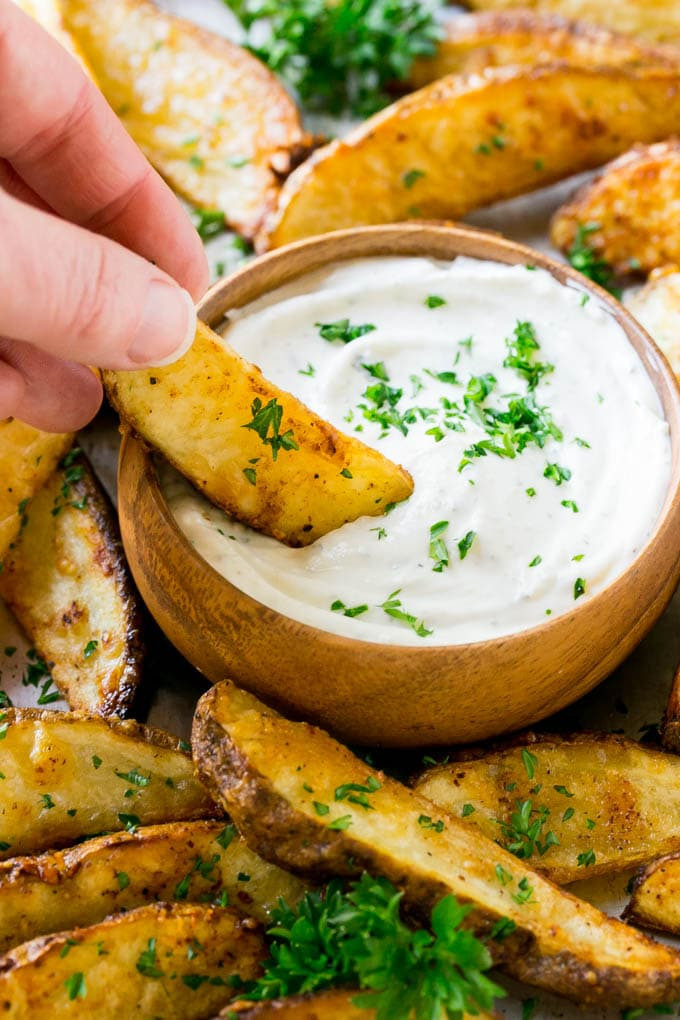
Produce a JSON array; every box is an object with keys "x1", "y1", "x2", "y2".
[
  {"x1": 496, "y1": 799, "x2": 559, "y2": 860},
  {"x1": 528, "y1": 555, "x2": 542, "y2": 567},
  {"x1": 136, "y1": 938, "x2": 164, "y2": 978},
  {"x1": 118, "y1": 813, "x2": 141, "y2": 833},
  {"x1": 335, "y1": 776, "x2": 381, "y2": 809},
  {"x1": 425, "y1": 295, "x2": 446, "y2": 308},
  {"x1": 83, "y1": 639, "x2": 98, "y2": 659},
  {"x1": 331, "y1": 599, "x2": 369, "y2": 618},
  {"x1": 403, "y1": 168, "x2": 425, "y2": 189},
  {"x1": 503, "y1": 321, "x2": 553, "y2": 390},
  {"x1": 461, "y1": 804, "x2": 475, "y2": 818},
  {"x1": 521, "y1": 748, "x2": 537, "y2": 780},
  {"x1": 316, "y1": 319, "x2": 376, "y2": 344},
  {"x1": 240, "y1": 874, "x2": 503, "y2": 1015},
  {"x1": 577, "y1": 848, "x2": 596, "y2": 868},
  {"x1": 327, "y1": 814, "x2": 353, "y2": 831},
  {"x1": 457, "y1": 530, "x2": 476, "y2": 560},
  {"x1": 227, "y1": 0, "x2": 442, "y2": 116},
  {"x1": 191, "y1": 208, "x2": 226, "y2": 240},
  {"x1": 114, "y1": 768, "x2": 150, "y2": 788},
  {"x1": 243, "y1": 398, "x2": 298, "y2": 461},
  {"x1": 362, "y1": 361, "x2": 389, "y2": 381},
  {"x1": 92, "y1": 755, "x2": 102, "y2": 769},
  {"x1": 64, "y1": 972, "x2": 86, "y2": 1001},
  {"x1": 299, "y1": 362, "x2": 315, "y2": 377},
  {"x1": 378, "y1": 589, "x2": 432, "y2": 637},
  {"x1": 567, "y1": 222, "x2": 621, "y2": 298},
  {"x1": 40, "y1": 793, "x2": 55, "y2": 810},
  {"x1": 562, "y1": 500, "x2": 579, "y2": 513},
  {"x1": 429, "y1": 520, "x2": 449, "y2": 573},
  {"x1": 116, "y1": 872, "x2": 130, "y2": 890},
  {"x1": 418, "y1": 814, "x2": 445, "y2": 832},
  {"x1": 574, "y1": 577, "x2": 586, "y2": 599}
]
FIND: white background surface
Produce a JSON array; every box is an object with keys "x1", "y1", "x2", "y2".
[{"x1": 3, "y1": 2, "x2": 679, "y2": 1016}]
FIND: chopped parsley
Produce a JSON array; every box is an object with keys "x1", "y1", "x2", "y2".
[
  {"x1": 566, "y1": 222, "x2": 621, "y2": 298},
  {"x1": 299, "y1": 362, "x2": 316, "y2": 377},
  {"x1": 243, "y1": 397, "x2": 298, "y2": 461},
  {"x1": 544, "y1": 462, "x2": 571, "y2": 486},
  {"x1": 316, "y1": 319, "x2": 376, "y2": 344},
  {"x1": 561, "y1": 500, "x2": 579, "y2": 513},
  {"x1": 114, "y1": 768, "x2": 150, "y2": 788},
  {"x1": 428, "y1": 520, "x2": 449, "y2": 573},
  {"x1": 83, "y1": 639, "x2": 98, "y2": 659},
  {"x1": 528, "y1": 555, "x2": 542, "y2": 567},
  {"x1": 118, "y1": 813, "x2": 141, "y2": 833},
  {"x1": 496, "y1": 799, "x2": 559, "y2": 860},
  {"x1": 521, "y1": 748, "x2": 537, "y2": 780},
  {"x1": 378, "y1": 589, "x2": 432, "y2": 637},
  {"x1": 136, "y1": 938, "x2": 164, "y2": 979},
  {"x1": 574, "y1": 577, "x2": 586, "y2": 599},
  {"x1": 577, "y1": 848, "x2": 596, "y2": 868},
  {"x1": 331, "y1": 600, "x2": 369, "y2": 618},
  {"x1": 191, "y1": 208, "x2": 226, "y2": 241},
  {"x1": 64, "y1": 972, "x2": 86, "y2": 1001},
  {"x1": 403, "y1": 168, "x2": 425, "y2": 189},
  {"x1": 362, "y1": 361, "x2": 389, "y2": 381},
  {"x1": 327, "y1": 814, "x2": 353, "y2": 831},
  {"x1": 418, "y1": 814, "x2": 445, "y2": 832},
  {"x1": 425, "y1": 295, "x2": 446, "y2": 308},
  {"x1": 116, "y1": 872, "x2": 130, "y2": 890},
  {"x1": 461, "y1": 804, "x2": 475, "y2": 818},
  {"x1": 335, "y1": 776, "x2": 381, "y2": 810},
  {"x1": 503, "y1": 321, "x2": 553, "y2": 390},
  {"x1": 457, "y1": 530, "x2": 476, "y2": 560}
]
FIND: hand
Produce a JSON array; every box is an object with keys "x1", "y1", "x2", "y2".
[{"x1": 0, "y1": 0, "x2": 210, "y2": 432}]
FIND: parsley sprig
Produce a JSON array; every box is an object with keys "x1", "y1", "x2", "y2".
[
  {"x1": 378, "y1": 589, "x2": 432, "y2": 637},
  {"x1": 226, "y1": 0, "x2": 443, "y2": 116},
  {"x1": 240, "y1": 874, "x2": 503, "y2": 1018},
  {"x1": 243, "y1": 398, "x2": 299, "y2": 461}
]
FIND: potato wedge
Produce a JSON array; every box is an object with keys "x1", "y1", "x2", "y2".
[
  {"x1": 459, "y1": 0, "x2": 680, "y2": 47},
  {"x1": 0, "y1": 421, "x2": 73, "y2": 561},
  {"x1": 11, "y1": 0, "x2": 94, "y2": 75},
  {"x1": 0, "y1": 901, "x2": 264, "y2": 1018},
  {"x1": 626, "y1": 270, "x2": 680, "y2": 384},
  {"x1": 410, "y1": 11, "x2": 679, "y2": 89},
  {"x1": 624, "y1": 852, "x2": 680, "y2": 935},
  {"x1": 0, "y1": 450, "x2": 144, "y2": 716},
  {"x1": 0, "y1": 819, "x2": 304, "y2": 952},
  {"x1": 104, "y1": 321, "x2": 413, "y2": 547},
  {"x1": 0, "y1": 708, "x2": 217, "y2": 859},
  {"x1": 551, "y1": 141, "x2": 680, "y2": 276},
  {"x1": 226, "y1": 990, "x2": 496, "y2": 1018},
  {"x1": 60, "y1": 0, "x2": 310, "y2": 239},
  {"x1": 262, "y1": 65, "x2": 680, "y2": 250},
  {"x1": 193, "y1": 681, "x2": 680, "y2": 1008},
  {"x1": 412, "y1": 732, "x2": 680, "y2": 885}
]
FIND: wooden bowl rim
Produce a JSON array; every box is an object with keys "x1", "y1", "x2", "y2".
[{"x1": 120, "y1": 222, "x2": 680, "y2": 657}]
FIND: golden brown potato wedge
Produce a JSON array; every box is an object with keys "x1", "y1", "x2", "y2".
[
  {"x1": 0, "y1": 819, "x2": 305, "y2": 953},
  {"x1": 262, "y1": 65, "x2": 680, "y2": 250},
  {"x1": 625, "y1": 852, "x2": 680, "y2": 935},
  {"x1": 60, "y1": 0, "x2": 310, "y2": 239},
  {"x1": 0, "y1": 421, "x2": 73, "y2": 561},
  {"x1": 626, "y1": 270, "x2": 680, "y2": 384},
  {"x1": 410, "y1": 11, "x2": 679, "y2": 88},
  {"x1": 104, "y1": 321, "x2": 413, "y2": 547},
  {"x1": 0, "y1": 450, "x2": 144, "y2": 716},
  {"x1": 11, "y1": 0, "x2": 94, "y2": 74},
  {"x1": 412, "y1": 732, "x2": 680, "y2": 885},
  {"x1": 551, "y1": 141, "x2": 680, "y2": 276},
  {"x1": 662, "y1": 656, "x2": 680, "y2": 751},
  {"x1": 0, "y1": 901, "x2": 264, "y2": 1018},
  {"x1": 0, "y1": 708, "x2": 217, "y2": 859},
  {"x1": 193, "y1": 681, "x2": 680, "y2": 1009},
  {"x1": 226, "y1": 990, "x2": 496, "y2": 1018},
  {"x1": 459, "y1": 0, "x2": 680, "y2": 47}
]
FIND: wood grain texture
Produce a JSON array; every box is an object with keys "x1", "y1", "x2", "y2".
[{"x1": 117, "y1": 224, "x2": 680, "y2": 747}]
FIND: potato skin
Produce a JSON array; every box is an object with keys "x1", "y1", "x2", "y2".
[
  {"x1": 413, "y1": 731, "x2": 680, "y2": 885},
  {"x1": 0, "y1": 708, "x2": 217, "y2": 859},
  {"x1": 0, "y1": 901, "x2": 264, "y2": 1018},
  {"x1": 104, "y1": 321, "x2": 413, "y2": 547},
  {"x1": 262, "y1": 65, "x2": 680, "y2": 250},
  {"x1": 193, "y1": 681, "x2": 680, "y2": 1009},
  {"x1": 0, "y1": 820, "x2": 305, "y2": 953},
  {"x1": 459, "y1": 0, "x2": 680, "y2": 47},
  {"x1": 226, "y1": 989, "x2": 496, "y2": 1018},
  {"x1": 410, "y1": 11, "x2": 679, "y2": 88},
  {"x1": 625, "y1": 852, "x2": 680, "y2": 936},
  {"x1": 626, "y1": 269, "x2": 680, "y2": 385},
  {"x1": 60, "y1": 0, "x2": 310, "y2": 238},
  {"x1": 551, "y1": 140, "x2": 680, "y2": 276},
  {"x1": 0, "y1": 421, "x2": 73, "y2": 561},
  {"x1": 0, "y1": 450, "x2": 144, "y2": 716}
]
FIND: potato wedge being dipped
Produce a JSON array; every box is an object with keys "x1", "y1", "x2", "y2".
[
  {"x1": 192, "y1": 680, "x2": 680, "y2": 1008},
  {"x1": 410, "y1": 11, "x2": 679, "y2": 89},
  {"x1": 0, "y1": 450, "x2": 144, "y2": 717},
  {"x1": 60, "y1": 0, "x2": 310, "y2": 239},
  {"x1": 0, "y1": 709, "x2": 217, "y2": 858},
  {"x1": 458, "y1": 0, "x2": 680, "y2": 47},
  {"x1": 412, "y1": 732, "x2": 680, "y2": 885},
  {"x1": 0, "y1": 819, "x2": 305, "y2": 953},
  {"x1": 551, "y1": 141, "x2": 680, "y2": 277},
  {"x1": 0, "y1": 901, "x2": 264, "y2": 1018},
  {"x1": 262, "y1": 65, "x2": 680, "y2": 250},
  {"x1": 104, "y1": 320, "x2": 413, "y2": 548}
]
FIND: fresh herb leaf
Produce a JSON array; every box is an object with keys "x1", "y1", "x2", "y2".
[
  {"x1": 496, "y1": 799, "x2": 559, "y2": 860},
  {"x1": 429, "y1": 520, "x2": 449, "y2": 573},
  {"x1": 243, "y1": 397, "x2": 299, "y2": 461},
  {"x1": 418, "y1": 814, "x2": 445, "y2": 832},
  {"x1": 425, "y1": 295, "x2": 446, "y2": 308},
  {"x1": 567, "y1": 222, "x2": 621, "y2": 298},
  {"x1": 574, "y1": 577, "x2": 586, "y2": 599},
  {"x1": 503, "y1": 321, "x2": 553, "y2": 390},
  {"x1": 521, "y1": 748, "x2": 537, "y2": 780},
  {"x1": 191, "y1": 208, "x2": 226, "y2": 240},
  {"x1": 136, "y1": 938, "x2": 164, "y2": 978},
  {"x1": 577, "y1": 848, "x2": 596, "y2": 868},
  {"x1": 331, "y1": 599, "x2": 369, "y2": 618},
  {"x1": 457, "y1": 530, "x2": 476, "y2": 560},
  {"x1": 316, "y1": 319, "x2": 376, "y2": 344},
  {"x1": 378, "y1": 588, "x2": 432, "y2": 637},
  {"x1": 544, "y1": 462, "x2": 571, "y2": 486},
  {"x1": 64, "y1": 972, "x2": 86, "y2": 1000}
]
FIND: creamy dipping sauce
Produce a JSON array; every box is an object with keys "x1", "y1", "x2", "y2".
[{"x1": 164, "y1": 256, "x2": 671, "y2": 646}]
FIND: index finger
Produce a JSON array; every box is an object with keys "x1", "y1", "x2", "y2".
[{"x1": 0, "y1": 0, "x2": 208, "y2": 299}]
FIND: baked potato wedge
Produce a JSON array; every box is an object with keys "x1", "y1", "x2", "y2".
[
  {"x1": 626, "y1": 270, "x2": 680, "y2": 383},
  {"x1": 0, "y1": 708, "x2": 216, "y2": 859},
  {"x1": 192, "y1": 681, "x2": 680, "y2": 1008},
  {"x1": 104, "y1": 321, "x2": 413, "y2": 547},
  {"x1": 0, "y1": 450, "x2": 144, "y2": 716},
  {"x1": 0, "y1": 819, "x2": 305, "y2": 953},
  {"x1": 262, "y1": 65, "x2": 680, "y2": 250},
  {"x1": 413, "y1": 732, "x2": 680, "y2": 885},
  {"x1": 551, "y1": 141, "x2": 680, "y2": 277},
  {"x1": 60, "y1": 0, "x2": 310, "y2": 239},
  {"x1": 226, "y1": 990, "x2": 496, "y2": 1018},
  {"x1": 0, "y1": 422, "x2": 73, "y2": 561},
  {"x1": 459, "y1": 0, "x2": 680, "y2": 47},
  {"x1": 0, "y1": 901, "x2": 264, "y2": 1018},
  {"x1": 624, "y1": 852, "x2": 680, "y2": 935},
  {"x1": 410, "y1": 11, "x2": 679, "y2": 89},
  {"x1": 664, "y1": 658, "x2": 680, "y2": 752}
]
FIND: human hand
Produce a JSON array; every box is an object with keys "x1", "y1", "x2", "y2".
[{"x1": 0, "y1": 0, "x2": 210, "y2": 432}]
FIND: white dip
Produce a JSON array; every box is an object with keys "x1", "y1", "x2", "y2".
[{"x1": 163, "y1": 256, "x2": 671, "y2": 646}]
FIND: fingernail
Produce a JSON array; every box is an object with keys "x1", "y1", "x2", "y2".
[{"x1": 127, "y1": 281, "x2": 196, "y2": 367}]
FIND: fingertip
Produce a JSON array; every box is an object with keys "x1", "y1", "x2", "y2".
[{"x1": 0, "y1": 361, "x2": 27, "y2": 420}]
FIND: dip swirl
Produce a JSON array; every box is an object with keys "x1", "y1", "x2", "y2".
[{"x1": 164, "y1": 256, "x2": 670, "y2": 646}]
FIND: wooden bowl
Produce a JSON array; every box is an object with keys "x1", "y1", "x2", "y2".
[{"x1": 118, "y1": 223, "x2": 680, "y2": 747}]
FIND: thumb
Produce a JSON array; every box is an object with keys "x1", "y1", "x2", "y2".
[{"x1": 0, "y1": 190, "x2": 197, "y2": 370}]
